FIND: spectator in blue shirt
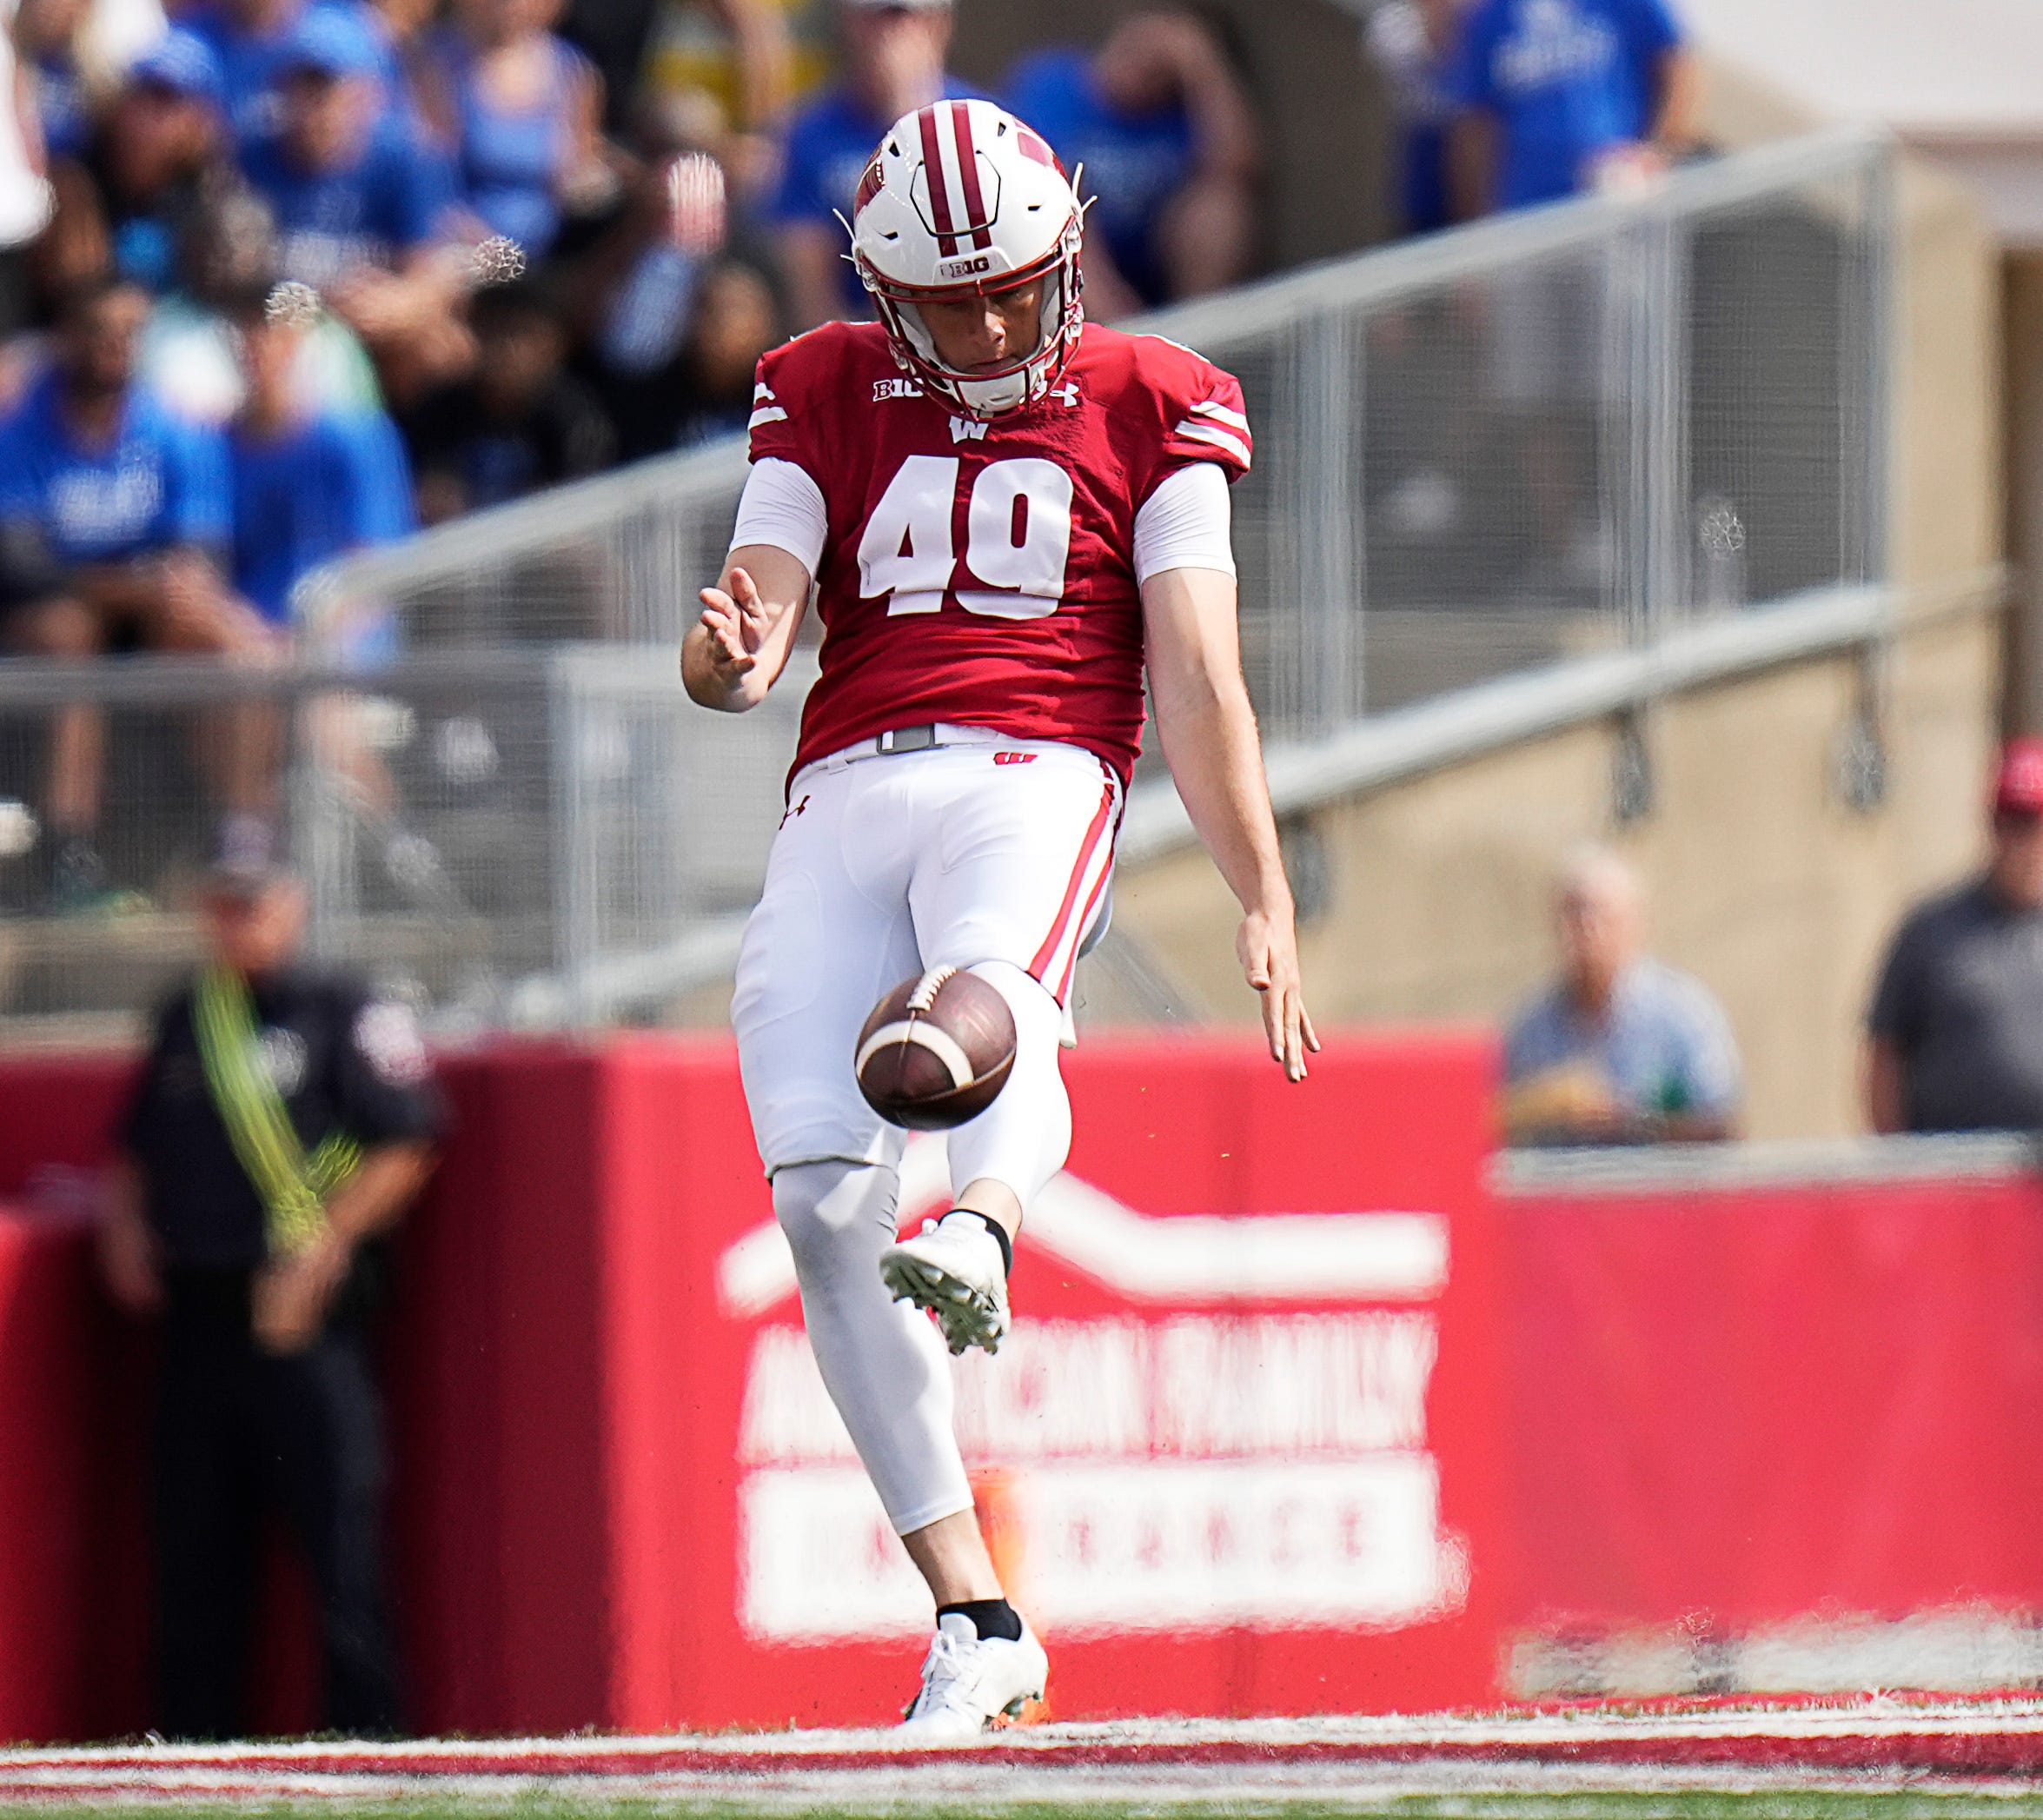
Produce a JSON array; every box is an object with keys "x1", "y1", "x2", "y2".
[
  {"x1": 0, "y1": 276, "x2": 272, "y2": 907},
  {"x1": 225, "y1": 280, "x2": 414, "y2": 653},
  {"x1": 240, "y1": 7, "x2": 469, "y2": 402},
  {"x1": 1003, "y1": 13, "x2": 1259, "y2": 316},
  {"x1": 1502, "y1": 845, "x2": 1741, "y2": 1145},
  {"x1": 1445, "y1": 0, "x2": 1699, "y2": 217},
  {"x1": 773, "y1": 0, "x2": 980, "y2": 334},
  {"x1": 1364, "y1": 0, "x2": 1463, "y2": 237},
  {"x1": 415, "y1": 0, "x2": 611, "y2": 266}
]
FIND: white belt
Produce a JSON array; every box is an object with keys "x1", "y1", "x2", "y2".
[{"x1": 805, "y1": 724, "x2": 1039, "y2": 774}]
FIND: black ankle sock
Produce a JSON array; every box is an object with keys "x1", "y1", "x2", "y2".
[
  {"x1": 948, "y1": 1208, "x2": 1012, "y2": 1276},
  {"x1": 938, "y1": 1597, "x2": 1023, "y2": 1643}
]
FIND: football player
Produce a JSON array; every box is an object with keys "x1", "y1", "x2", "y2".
[{"x1": 683, "y1": 99, "x2": 1317, "y2": 1738}]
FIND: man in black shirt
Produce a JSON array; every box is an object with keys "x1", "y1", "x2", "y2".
[
  {"x1": 1868, "y1": 739, "x2": 2043, "y2": 1134},
  {"x1": 103, "y1": 824, "x2": 441, "y2": 1739}
]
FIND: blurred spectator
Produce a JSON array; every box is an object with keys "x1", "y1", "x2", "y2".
[
  {"x1": 415, "y1": 0, "x2": 612, "y2": 265},
  {"x1": 239, "y1": 7, "x2": 469, "y2": 396},
  {"x1": 139, "y1": 183, "x2": 387, "y2": 422},
  {"x1": 1363, "y1": 0, "x2": 1461, "y2": 237},
  {"x1": 225, "y1": 278, "x2": 413, "y2": 649},
  {"x1": 1867, "y1": 741, "x2": 2043, "y2": 1136},
  {"x1": 602, "y1": 0, "x2": 792, "y2": 196},
  {"x1": 402, "y1": 274, "x2": 613, "y2": 521},
  {"x1": 185, "y1": 0, "x2": 394, "y2": 150},
  {"x1": 1446, "y1": 0, "x2": 1699, "y2": 220},
  {"x1": 104, "y1": 821, "x2": 440, "y2": 1740},
  {"x1": 17, "y1": 0, "x2": 94, "y2": 166},
  {"x1": 1, "y1": 0, "x2": 56, "y2": 334},
  {"x1": 1502, "y1": 845, "x2": 1740, "y2": 1146},
  {"x1": 661, "y1": 254, "x2": 774, "y2": 445},
  {"x1": 773, "y1": 0, "x2": 976, "y2": 334},
  {"x1": 1004, "y1": 11, "x2": 1258, "y2": 317},
  {"x1": 0, "y1": 275, "x2": 270, "y2": 908},
  {"x1": 43, "y1": 26, "x2": 232, "y2": 297}
]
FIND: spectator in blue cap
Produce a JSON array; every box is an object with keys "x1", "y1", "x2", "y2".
[
  {"x1": 187, "y1": 0, "x2": 399, "y2": 152},
  {"x1": 240, "y1": 5, "x2": 469, "y2": 401},
  {"x1": 40, "y1": 26, "x2": 238, "y2": 299}
]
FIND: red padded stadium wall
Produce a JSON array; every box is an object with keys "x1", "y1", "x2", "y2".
[
  {"x1": 0, "y1": 1033, "x2": 1505, "y2": 1738},
  {"x1": 1499, "y1": 1172, "x2": 2043, "y2": 1631},
  {"x1": 633, "y1": 1030, "x2": 1507, "y2": 1729}
]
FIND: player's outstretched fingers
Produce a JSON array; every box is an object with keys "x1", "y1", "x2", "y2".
[{"x1": 726, "y1": 566, "x2": 772, "y2": 641}]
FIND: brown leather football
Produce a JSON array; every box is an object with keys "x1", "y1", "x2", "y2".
[{"x1": 854, "y1": 966, "x2": 1018, "y2": 1131}]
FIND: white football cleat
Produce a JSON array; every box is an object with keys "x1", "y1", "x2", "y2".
[
  {"x1": 898, "y1": 1612, "x2": 1047, "y2": 1744},
  {"x1": 879, "y1": 1212, "x2": 1010, "y2": 1356}
]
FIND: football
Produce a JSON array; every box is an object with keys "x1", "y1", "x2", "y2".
[{"x1": 854, "y1": 966, "x2": 1018, "y2": 1131}]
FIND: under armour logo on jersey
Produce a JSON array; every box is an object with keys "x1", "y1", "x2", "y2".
[
  {"x1": 948, "y1": 416, "x2": 990, "y2": 442},
  {"x1": 873, "y1": 378, "x2": 923, "y2": 402},
  {"x1": 1051, "y1": 382, "x2": 1080, "y2": 408}
]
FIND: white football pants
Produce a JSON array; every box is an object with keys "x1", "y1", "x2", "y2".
[{"x1": 733, "y1": 732, "x2": 1118, "y2": 1532}]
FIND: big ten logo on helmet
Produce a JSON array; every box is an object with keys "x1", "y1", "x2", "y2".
[{"x1": 937, "y1": 253, "x2": 994, "y2": 282}]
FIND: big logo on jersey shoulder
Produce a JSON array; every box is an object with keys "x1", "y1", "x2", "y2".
[{"x1": 872, "y1": 378, "x2": 923, "y2": 402}]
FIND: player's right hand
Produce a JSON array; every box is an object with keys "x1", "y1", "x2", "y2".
[{"x1": 697, "y1": 565, "x2": 771, "y2": 688}]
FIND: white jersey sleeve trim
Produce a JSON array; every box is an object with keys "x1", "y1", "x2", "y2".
[
  {"x1": 1133, "y1": 461, "x2": 1236, "y2": 584},
  {"x1": 731, "y1": 455, "x2": 828, "y2": 577}
]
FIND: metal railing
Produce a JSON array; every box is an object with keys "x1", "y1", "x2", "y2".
[
  {"x1": 0, "y1": 650, "x2": 804, "y2": 1037},
  {"x1": 0, "y1": 130, "x2": 1894, "y2": 1035},
  {"x1": 303, "y1": 129, "x2": 1891, "y2": 756}
]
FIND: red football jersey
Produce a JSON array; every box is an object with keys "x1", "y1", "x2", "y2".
[{"x1": 746, "y1": 319, "x2": 1252, "y2": 786}]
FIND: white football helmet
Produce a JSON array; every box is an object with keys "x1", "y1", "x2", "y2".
[{"x1": 850, "y1": 98, "x2": 1085, "y2": 419}]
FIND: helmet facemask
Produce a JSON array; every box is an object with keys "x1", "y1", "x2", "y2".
[{"x1": 860, "y1": 212, "x2": 1085, "y2": 419}]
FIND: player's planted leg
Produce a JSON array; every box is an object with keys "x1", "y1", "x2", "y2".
[
  {"x1": 881, "y1": 962, "x2": 1071, "y2": 1356},
  {"x1": 772, "y1": 1159, "x2": 972, "y2": 1533}
]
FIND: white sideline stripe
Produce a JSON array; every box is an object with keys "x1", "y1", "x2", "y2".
[
  {"x1": 748, "y1": 406, "x2": 788, "y2": 428},
  {"x1": 1173, "y1": 419, "x2": 1251, "y2": 465},
  {"x1": 854, "y1": 1020, "x2": 975, "y2": 1093},
  {"x1": 717, "y1": 1138, "x2": 1449, "y2": 1317},
  {"x1": 1190, "y1": 398, "x2": 1250, "y2": 432},
  {"x1": 15, "y1": 1700, "x2": 2043, "y2": 1770}
]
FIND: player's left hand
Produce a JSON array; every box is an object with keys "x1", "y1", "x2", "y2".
[
  {"x1": 1238, "y1": 907, "x2": 1320, "y2": 1083},
  {"x1": 697, "y1": 566, "x2": 772, "y2": 689}
]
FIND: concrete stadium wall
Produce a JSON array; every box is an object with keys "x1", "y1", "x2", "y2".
[
  {"x1": 1103, "y1": 141, "x2": 2007, "y2": 1143},
  {"x1": 1110, "y1": 585, "x2": 2000, "y2": 1141}
]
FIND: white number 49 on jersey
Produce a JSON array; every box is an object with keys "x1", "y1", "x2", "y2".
[{"x1": 857, "y1": 455, "x2": 1074, "y2": 621}]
